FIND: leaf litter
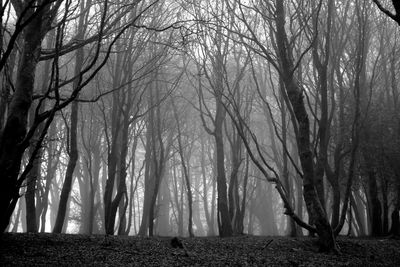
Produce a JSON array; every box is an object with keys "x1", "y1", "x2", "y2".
[{"x1": 1, "y1": 233, "x2": 399, "y2": 266}]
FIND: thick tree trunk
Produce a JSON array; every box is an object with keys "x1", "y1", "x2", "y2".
[
  {"x1": 215, "y1": 97, "x2": 233, "y2": 237},
  {"x1": 0, "y1": 15, "x2": 45, "y2": 232},
  {"x1": 330, "y1": 181, "x2": 340, "y2": 229},
  {"x1": 350, "y1": 192, "x2": 366, "y2": 236},
  {"x1": 156, "y1": 167, "x2": 170, "y2": 235}
]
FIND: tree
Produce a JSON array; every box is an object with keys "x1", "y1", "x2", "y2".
[
  {"x1": 0, "y1": 0, "x2": 63, "y2": 232},
  {"x1": 0, "y1": 0, "x2": 163, "y2": 233},
  {"x1": 53, "y1": 0, "x2": 90, "y2": 234},
  {"x1": 172, "y1": 98, "x2": 194, "y2": 237},
  {"x1": 193, "y1": 1, "x2": 234, "y2": 237},
  {"x1": 222, "y1": 0, "x2": 339, "y2": 251}
]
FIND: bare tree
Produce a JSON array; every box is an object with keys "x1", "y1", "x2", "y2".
[{"x1": 0, "y1": 0, "x2": 63, "y2": 232}]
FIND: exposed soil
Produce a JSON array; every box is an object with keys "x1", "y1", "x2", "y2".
[{"x1": 1, "y1": 233, "x2": 399, "y2": 266}]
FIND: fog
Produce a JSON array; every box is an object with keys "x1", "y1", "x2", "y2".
[{"x1": 1, "y1": 1, "x2": 399, "y2": 251}]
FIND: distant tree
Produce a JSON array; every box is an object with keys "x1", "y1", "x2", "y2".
[
  {"x1": 193, "y1": 1, "x2": 234, "y2": 237},
  {"x1": 0, "y1": 0, "x2": 162, "y2": 233},
  {"x1": 372, "y1": 0, "x2": 400, "y2": 237},
  {"x1": 172, "y1": 98, "x2": 194, "y2": 237}
]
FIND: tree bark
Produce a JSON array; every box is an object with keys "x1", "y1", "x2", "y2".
[
  {"x1": 274, "y1": 0, "x2": 338, "y2": 252},
  {"x1": 0, "y1": 4, "x2": 53, "y2": 232},
  {"x1": 215, "y1": 102, "x2": 233, "y2": 237}
]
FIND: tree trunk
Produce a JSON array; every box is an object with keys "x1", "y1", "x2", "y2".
[
  {"x1": 350, "y1": 192, "x2": 366, "y2": 236},
  {"x1": 52, "y1": 100, "x2": 79, "y2": 233},
  {"x1": 173, "y1": 101, "x2": 194, "y2": 237},
  {"x1": 215, "y1": 96, "x2": 233, "y2": 237},
  {"x1": 25, "y1": 131, "x2": 39, "y2": 233},
  {"x1": 367, "y1": 164, "x2": 382, "y2": 236},
  {"x1": 0, "y1": 11, "x2": 46, "y2": 232},
  {"x1": 381, "y1": 177, "x2": 389, "y2": 235},
  {"x1": 200, "y1": 138, "x2": 214, "y2": 236},
  {"x1": 274, "y1": 0, "x2": 338, "y2": 252},
  {"x1": 52, "y1": 2, "x2": 86, "y2": 230},
  {"x1": 138, "y1": 114, "x2": 154, "y2": 236},
  {"x1": 156, "y1": 166, "x2": 170, "y2": 235},
  {"x1": 193, "y1": 171, "x2": 205, "y2": 235},
  {"x1": 40, "y1": 122, "x2": 59, "y2": 232}
]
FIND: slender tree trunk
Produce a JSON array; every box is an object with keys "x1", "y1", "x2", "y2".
[
  {"x1": 236, "y1": 154, "x2": 249, "y2": 234},
  {"x1": 200, "y1": 138, "x2": 214, "y2": 235},
  {"x1": 173, "y1": 101, "x2": 194, "y2": 237},
  {"x1": 381, "y1": 177, "x2": 389, "y2": 235},
  {"x1": 53, "y1": 100, "x2": 79, "y2": 233},
  {"x1": 156, "y1": 164, "x2": 170, "y2": 235},
  {"x1": 193, "y1": 171, "x2": 205, "y2": 235},
  {"x1": 311, "y1": 0, "x2": 335, "y2": 212},
  {"x1": 40, "y1": 123, "x2": 59, "y2": 232},
  {"x1": 126, "y1": 135, "x2": 139, "y2": 235},
  {"x1": 52, "y1": 2, "x2": 86, "y2": 230}
]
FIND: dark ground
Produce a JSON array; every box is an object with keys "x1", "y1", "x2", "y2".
[{"x1": 1, "y1": 233, "x2": 399, "y2": 266}]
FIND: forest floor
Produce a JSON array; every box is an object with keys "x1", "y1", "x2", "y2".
[{"x1": 1, "y1": 233, "x2": 399, "y2": 266}]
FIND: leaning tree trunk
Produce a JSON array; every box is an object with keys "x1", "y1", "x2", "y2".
[{"x1": 274, "y1": 0, "x2": 338, "y2": 252}]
